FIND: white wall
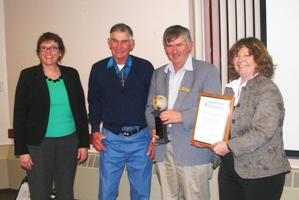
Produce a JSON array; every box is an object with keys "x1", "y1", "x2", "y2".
[
  {"x1": 2, "y1": 0, "x2": 298, "y2": 159},
  {"x1": 1, "y1": 1, "x2": 299, "y2": 199},
  {"x1": 0, "y1": 0, "x2": 12, "y2": 145},
  {"x1": 2, "y1": 0, "x2": 190, "y2": 145},
  {"x1": 267, "y1": 0, "x2": 299, "y2": 152}
]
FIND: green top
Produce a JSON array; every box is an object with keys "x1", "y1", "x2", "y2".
[{"x1": 45, "y1": 77, "x2": 76, "y2": 137}]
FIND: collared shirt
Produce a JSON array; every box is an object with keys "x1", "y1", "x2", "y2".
[
  {"x1": 226, "y1": 73, "x2": 258, "y2": 106},
  {"x1": 107, "y1": 55, "x2": 132, "y2": 81},
  {"x1": 164, "y1": 54, "x2": 193, "y2": 110},
  {"x1": 88, "y1": 55, "x2": 154, "y2": 133}
]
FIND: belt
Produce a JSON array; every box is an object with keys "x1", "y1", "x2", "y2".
[{"x1": 118, "y1": 126, "x2": 146, "y2": 137}]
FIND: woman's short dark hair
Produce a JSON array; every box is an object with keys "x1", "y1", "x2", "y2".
[
  {"x1": 36, "y1": 32, "x2": 65, "y2": 62},
  {"x1": 227, "y1": 37, "x2": 275, "y2": 81}
]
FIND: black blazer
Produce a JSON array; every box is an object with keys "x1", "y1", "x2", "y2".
[{"x1": 13, "y1": 64, "x2": 89, "y2": 155}]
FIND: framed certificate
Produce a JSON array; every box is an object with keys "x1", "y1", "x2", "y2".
[{"x1": 191, "y1": 92, "x2": 235, "y2": 148}]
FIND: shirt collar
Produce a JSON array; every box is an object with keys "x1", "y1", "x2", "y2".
[
  {"x1": 164, "y1": 54, "x2": 193, "y2": 73},
  {"x1": 226, "y1": 73, "x2": 259, "y2": 88},
  {"x1": 226, "y1": 77, "x2": 243, "y2": 89},
  {"x1": 226, "y1": 73, "x2": 259, "y2": 96},
  {"x1": 107, "y1": 55, "x2": 132, "y2": 69}
]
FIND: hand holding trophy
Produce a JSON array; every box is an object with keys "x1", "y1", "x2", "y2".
[{"x1": 152, "y1": 95, "x2": 171, "y2": 144}]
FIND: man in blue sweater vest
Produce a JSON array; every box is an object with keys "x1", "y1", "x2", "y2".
[{"x1": 88, "y1": 23, "x2": 155, "y2": 200}]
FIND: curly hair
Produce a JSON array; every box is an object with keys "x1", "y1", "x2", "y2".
[{"x1": 227, "y1": 37, "x2": 275, "y2": 81}]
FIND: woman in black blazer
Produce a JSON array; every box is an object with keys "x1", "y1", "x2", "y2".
[{"x1": 13, "y1": 32, "x2": 89, "y2": 200}]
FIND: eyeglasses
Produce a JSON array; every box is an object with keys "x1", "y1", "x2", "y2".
[{"x1": 39, "y1": 46, "x2": 59, "y2": 52}]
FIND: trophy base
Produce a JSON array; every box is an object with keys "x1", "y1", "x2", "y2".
[
  {"x1": 154, "y1": 137, "x2": 171, "y2": 144},
  {"x1": 152, "y1": 110, "x2": 170, "y2": 144}
]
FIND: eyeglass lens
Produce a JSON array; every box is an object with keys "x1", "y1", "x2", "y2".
[{"x1": 40, "y1": 46, "x2": 58, "y2": 52}]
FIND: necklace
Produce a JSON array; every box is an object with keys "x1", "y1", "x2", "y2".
[{"x1": 45, "y1": 75, "x2": 63, "y2": 83}]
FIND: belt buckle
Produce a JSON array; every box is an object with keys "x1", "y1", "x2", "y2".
[{"x1": 122, "y1": 131, "x2": 132, "y2": 137}]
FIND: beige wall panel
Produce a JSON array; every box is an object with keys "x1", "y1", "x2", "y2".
[{"x1": 4, "y1": 0, "x2": 190, "y2": 128}]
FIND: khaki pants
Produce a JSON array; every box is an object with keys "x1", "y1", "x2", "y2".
[{"x1": 156, "y1": 143, "x2": 212, "y2": 200}]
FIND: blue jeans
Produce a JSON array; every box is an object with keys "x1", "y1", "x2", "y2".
[{"x1": 98, "y1": 127, "x2": 153, "y2": 200}]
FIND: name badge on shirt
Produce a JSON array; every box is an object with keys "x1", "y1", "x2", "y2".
[{"x1": 180, "y1": 86, "x2": 190, "y2": 93}]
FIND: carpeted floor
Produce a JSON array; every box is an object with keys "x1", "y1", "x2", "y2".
[{"x1": 0, "y1": 188, "x2": 18, "y2": 200}]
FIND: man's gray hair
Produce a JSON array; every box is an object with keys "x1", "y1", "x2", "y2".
[
  {"x1": 110, "y1": 23, "x2": 133, "y2": 40},
  {"x1": 163, "y1": 25, "x2": 191, "y2": 45}
]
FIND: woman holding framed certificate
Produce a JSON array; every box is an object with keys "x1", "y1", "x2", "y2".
[{"x1": 212, "y1": 37, "x2": 291, "y2": 200}]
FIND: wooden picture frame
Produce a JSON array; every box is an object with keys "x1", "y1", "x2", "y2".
[{"x1": 191, "y1": 92, "x2": 235, "y2": 148}]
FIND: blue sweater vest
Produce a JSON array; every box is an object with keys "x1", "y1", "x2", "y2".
[{"x1": 88, "y1": 55, "x2": 154, "y2": 134}]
